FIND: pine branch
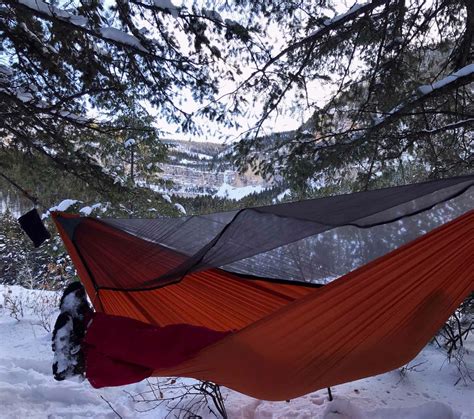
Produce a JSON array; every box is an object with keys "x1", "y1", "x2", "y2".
[
  {"x1": 260, "y1": 0, "x2": 391, "y2": 73},
  {"x1": 299, "y1": 64, "x2": 474, "y2": 149},
  {"x1": 362, "y1": 64, "x2": 474, "y2": 138},
  {"x1": 6, "y1": 0, "x2": 187, "y2": 63}
]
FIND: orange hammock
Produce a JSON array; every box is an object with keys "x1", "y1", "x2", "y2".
[
  {"x1": 52, "y1": 177, "x2": 474, "y2": 400},
  {"x1": 151, "y1": 210, "x2": 473, "y2": 400}
]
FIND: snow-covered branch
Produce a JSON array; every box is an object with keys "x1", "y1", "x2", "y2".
[
  {"x1": 362, "y1": 64, "x2": 474, "y2": 138},
  {"x1": 261, "y1": 0, "x2": 390, "y2": 72},
  {"x1": 129, "y1": 0, "x2": 180, "y2": 17},
  {"x1": 0, "y1": 88, "x2": 94, "y2": 127},
  {"x1": 417, "y1": 119, "x2": 474, "y2": 135},
  {"x1": 8, "y1": 0, "x2": 167, "y2": 56},
  {"x1": 417, "y1": 64, "x2": 474, "y2": 95},
  {"x1": 294, "y1": 64, "x2": 474, "y2": 152}
]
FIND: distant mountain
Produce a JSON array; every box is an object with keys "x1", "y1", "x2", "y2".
[{"x1": 155, "y1": 139, "x2": 271, "y2": 199}]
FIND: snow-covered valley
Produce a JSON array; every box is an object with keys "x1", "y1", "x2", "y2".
[
  {"x1": 1, "y1": 285, "x2": 473, "y2": 419},
  {"x1": 152, "y1": 140, "x2": 270, "y2": 199}
]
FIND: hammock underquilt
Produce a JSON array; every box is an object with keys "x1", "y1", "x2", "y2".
[{"x1": 53, "y1": 176, "x2": 474, "y2": 400}]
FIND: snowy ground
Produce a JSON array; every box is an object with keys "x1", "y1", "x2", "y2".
[
  {"x1": 1, "y1": 285, "x2": 473, "y2": 418},
  {"x1": 214, "y1": 183, "x2": 265, "y2": 200}
]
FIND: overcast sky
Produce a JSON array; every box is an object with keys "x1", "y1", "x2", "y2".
[{"x1": 142, "y1": 0, "x2": 354, "y2": 144}]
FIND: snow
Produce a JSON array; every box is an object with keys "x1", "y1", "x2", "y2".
[
  {"x1": 195, "y1": 152, "x2": 213, "y2": 160},
  {"x1": 124, "y1": 138, "x2": 136, "y2": 148},
  {"x1": 418, "y1": 64, "x2": 474, "y2": 95},
  {"x1": 181, "y1": 151, "x2": 213, "y2": 160},
  {"x1": 276, "y1": 189, "x2": 291, "y2": 201},
  {"x1": 0, "y1": 64, "x2": 13, "y2": 77},
  {"x1": 15, "y1": 89, "x2": 35, "y2": 103},
  {"x1": 307, "y1": 1, "x2": 371, "y2": 38},
  {"x1": 178, "y1": 158, "x2": 194, "y2": 164},
  {"x1": 365, "y1": 63, "x2": 474, "y2": 135},
  {"x1": 58, "y1": 110, "x2": 89, "y2": 123},
  {"x1": 420, "y1": 119, "x2": 474, "y2": 134},
  {"x1": 214, "y1": 183, "x2": 265, "y2": 200},
  {"x1": 153, "y1": 0, "x2": 179, "y2": 18},
  {"x1": 19, "y1": 0, "x2": 148, "y2": 53},
  {"x1": 18, "y1": 0, "x2": 88, "y2": 27},
  {"x1": 1, "y1": 285, "x2": 473, "y2": 418},
  {"x1": 359, "y1": 63, "x2": 474, "y2": 139},
  {"x1": 174, "y1": 203, "x2": 186, "y2": 214},
  {"x1": 0, "y1": 84, "x2": 36, "y2": 104},
  {"x1": 203, "y1": 9, "x2": 223, "y2": 22},
  {"x1": 162, "y1": 194, "x2": 172, "y2": 203},
  {"x1": 323, "y1": 2, "x2": 368, "y2": 27},
  {"x1": 53, "y1": 314, "x2": 76, "y2": 375},
  {"x1": 79, "y1": 203, "x2": 102, "y2": 216},
  {"x1": 42, "y1": 199, "x2": 79, "y2": 219},
  {"x1": 19, "y1": 22, "x2": 58, "y2": 55},
  {"x1": 99, "y1": 28, "x2": 148, "y2": 52},
  {"x1": 49, "y1": 199, "x2": 78, "y2": 212},
  {"x1": 0, "y1": 286, "x2": 158, "y2": 418},
  {"x1": 1, "y1": 79, "x2": 92, "y2": 121}
]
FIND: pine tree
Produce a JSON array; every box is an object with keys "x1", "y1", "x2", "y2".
[
  {"x1": 1, "y1": 0, "x2": 239, "y2": 193},
  {"x1": 0, "y1": 210, "x2": 63, "y2": 287},
  {"x1": 227, "y1": 0, "x2": 473, "y2": 189}
]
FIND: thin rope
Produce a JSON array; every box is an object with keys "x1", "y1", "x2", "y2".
[{"x1": 0, "y1": 172, "x2": 42, "y2": 208}]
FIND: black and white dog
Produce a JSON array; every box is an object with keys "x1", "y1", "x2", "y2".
[{"x1": 52, "y1": 282, "x2": 93, "y2": 381}]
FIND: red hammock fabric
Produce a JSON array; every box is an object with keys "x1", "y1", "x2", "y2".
[
  {"x1": 54, "y1": 209, "x2": 473, "y2": 400},
  {"x1": 83, "y1": 313, "x2": 231, "y2": 388}
]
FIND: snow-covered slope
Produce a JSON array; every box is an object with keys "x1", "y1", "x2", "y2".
[
  {"x1": 155, "y1": 140, "x2": 269, "y2": 198},
  {"x1": 1, "y1": 285, "x2": 473, "y2": 418}
]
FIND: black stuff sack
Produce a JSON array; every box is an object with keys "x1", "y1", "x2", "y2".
[{"x1": 18, "y1": 208, "x2": 51, "y2": 247}]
